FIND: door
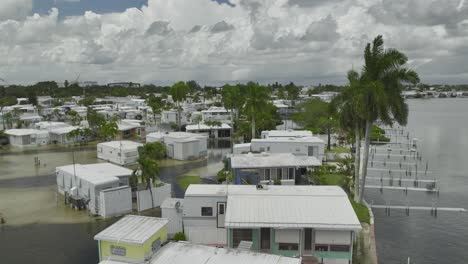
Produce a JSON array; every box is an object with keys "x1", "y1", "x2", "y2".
[
  {"x1": 217, "y1": 202, "x2": 226, "y2": 228},
  {"x1": 260, "y1": 228, "x2": 271, "y2": 251},
  {"x1": 304, "y1": 228, "x2": 313, "y2": 255},
  {"x1": 167, "y1": 144, "x2": 174, "y2": 158}
]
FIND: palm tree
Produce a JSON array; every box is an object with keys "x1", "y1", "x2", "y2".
[
  {"x1": 356, "y1": 35, "x2": 419, "y2": 203},
  {"x1": 245, "y1": 82, "x2": 269, "y2": 139},
  {"x1": 146, "y1": 94, "x2": 164, "y2": 127},
  {"x1": 221, "y1": 84, "x2": 242, "y2": 144},
  {"x1": 333, "y1": 70, "x2": 366, "y2": 201},
  {"x1": 99, "y1": 121, "x2": 118, "y2": 141},
  {"x1": 169, "y1": 81, "x2": 190, "y2": 131},
  {"x1": 137, "y1": 142, "x2": 165, "y2": 208}
]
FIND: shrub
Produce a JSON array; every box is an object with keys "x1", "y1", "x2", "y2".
[{"x1": 173, "y1": 232, "x2": 186, "y2": 241}]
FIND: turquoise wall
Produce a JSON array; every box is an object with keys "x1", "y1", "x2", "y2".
[{"x1": 314, "y1": 251, "x2": 352, "y2": 259}]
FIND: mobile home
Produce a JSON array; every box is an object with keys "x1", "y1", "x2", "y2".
[
  {"x1": 146, "y1": 132, "x2": 208, "y2": 161},
  {"x1": 183, "y1": 185, "x2": 361, "y2": 264},
  {"x1": 97, "y1": 140, "x2": 143, "y2": 166},
  {"x1": 56, "y1": 163, "x2": 132, "y2": 216}
]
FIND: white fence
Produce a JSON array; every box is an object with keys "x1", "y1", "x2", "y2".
[{"x1": 136, "y1": 184, "x2": 172, "y2": 212}]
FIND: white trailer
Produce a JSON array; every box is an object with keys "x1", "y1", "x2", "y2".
[
  {"x1": 97, "y1": 140, "x2": 143, "y2": 166},
  {"x1": 146, "y1": 132, "x2": 208, "y2": 161},
  {"x1": 5, "y1": 129, "x2": 49, "y2": 147},
  {"x1": 250, "y1": 136, "x2": 325, "y2": 160},
  {"x1": 56, "y1": 163, "x2": 133, "y2": 216}
]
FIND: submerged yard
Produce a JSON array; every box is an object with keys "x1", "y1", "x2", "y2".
[{"x1": 176, "y1": 175, "x2": 201, "y2": 191}]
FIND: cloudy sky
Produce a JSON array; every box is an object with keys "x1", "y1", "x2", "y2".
[{"x1": 1, "y1": 0, "x2": 468, "y2": 86}]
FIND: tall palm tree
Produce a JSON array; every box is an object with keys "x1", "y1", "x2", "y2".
[
  {"x1": 245, "y1": 82, "x2": 269, "y2": 139},
  {"x1": 333, "y1": 70, "x2": 367, "y2": 201},
  {"x1": 221, "y1": 84, "x2": 243, "y2": 145},
  {"x1": 170, "y1": 81, "x2": 190, "y2": 131},
  {"x1": 356, "y1": 35, "x2": 419, "y2": 203}
]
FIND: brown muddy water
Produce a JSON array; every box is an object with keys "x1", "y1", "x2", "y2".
[{"x1": 0, "y1": 142, "x2": 229, "y2": 264}]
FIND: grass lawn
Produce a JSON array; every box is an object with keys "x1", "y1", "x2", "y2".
[
  {"x1": 325, "y1": 146, "x2": 351, "y2": 154},
  {"x1": 176, "y1": 175, "x2": 201, "y2": 190},
  {"x1": 350, "y1": 198, "x2": 370, "y2": 224},
  {"x1": 314, "y1": 173, "x2": 348, "y2": 186}
]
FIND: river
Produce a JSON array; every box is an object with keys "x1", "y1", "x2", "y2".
[{"x1": 367, "y1": 98, "x2": 468, "y2": 264}]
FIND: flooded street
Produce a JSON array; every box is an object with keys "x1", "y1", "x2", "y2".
[{"x1": 0, "y1": 140, "x2": 229, "y2": 263}]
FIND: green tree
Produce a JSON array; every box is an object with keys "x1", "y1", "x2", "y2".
[
  {"x1": 79, "y1": 96, "x2": 96, "y2": 107},
  {"x1": 332, "y1": 71, "x2": 366, "y2": 200},
  {"x1": 99, "y1": 121, "x2": 118, "y2": 141},
  {"x1": 27, "y1": 91, "x2": 38, "y2": 106},
  {"x1": 87, "y1": 108, "x2": 105, "y2": 135},
  {"x1": 169, "y1": 81, "x2": 190, "y2": 131},
  {"x1": 204, "y1": 120, "x2": 222, "y2": 138},
  {"x1": 0, "y1": 96, "x2": 17, "y2": 130},
  {"x1": 146, "y1": 94, "x2": 164, "y2": 126},
  {"x1": 245, "y1": 82, "x2": 269, "y2": 139},
  {"x1": 355, "y1": 35, "x2": 419, "y2": 203},
  {"x1": 136, "y1": 141, "x2": 166, "y2": 208},
  {"x1": 221, "y1": 84, "x2": 244, "y2": 143},
  {"x1": 67, "y1": 110, "x2": 82, "y2": 126},
  {"x1": 285, "y1": 82, "x2": 301, "y2": 105}
]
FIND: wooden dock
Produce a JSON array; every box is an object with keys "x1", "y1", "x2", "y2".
[{"x1": 371, "y1": 205, "x2": 466, "y2": 212}]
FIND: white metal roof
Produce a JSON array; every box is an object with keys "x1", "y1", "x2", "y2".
[
  {"x1": 225, "y1": 195, "x2": 361, "y2": 230},
  {"x1": 161, "y1": 198, "x2": 184, "y2": 209},
  {"x1": 252, "y1": 136, "x2": 324, "y2": 144},
  {"x1": 262, "y1": 130, "x2": 312, "y2": 138},
  {"x1": 230, "y1": 153, "x2": 321, "y2": 169},
  {"x1": 56, "y1": 163, "x2": 132, "y2": 185},
  {"x1": 4, "y1": 129, "x2": 44, "y2": 136},
  {"x1": 186, "y1": 123, "x2": 231, "y2": 131},
  {"x1": 94, "y1": 215, "x2": 168, "y2": 245},
  {"x1": 97, "y1": 140, "x2": 143, "y2": 150},
  {"x1": 149, "y1": 242, "x2": 301, "y2": 264},
  {"x1": 49, "y1": 126, "x2": 79, "y2": 135}
]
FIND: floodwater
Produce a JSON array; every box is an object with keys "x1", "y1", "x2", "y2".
[
  {"x1": 0, "y1": 140, "x2": 229, "y2": 263},
  {"x1": 367, "y1": 98, "x2": 468, "y2": 264}
]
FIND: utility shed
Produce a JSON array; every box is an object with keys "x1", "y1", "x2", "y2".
[
  {"x1": 95, "y1": 215, "x2": 169, "y2": 263},
  {"x1": 161, "y1": 198, "x2": 184, "y2": 238},
  {"x1": 97, "y1": 140, "x2": 143, "y2": 165},
  {"x1": 149, "y1": 242, "x2": 301, "y2": 264},
  {"x1": 56, "y1": 163, "x2": 132, "y2": 216}
]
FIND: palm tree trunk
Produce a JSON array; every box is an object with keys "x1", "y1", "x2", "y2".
[
  {"x1": 327, "y1": 126, "x2": 331, "y2": 150},
  {"x1": 230, "y1": 109, "x2": 234, "y2": 152},
  {"x1": 358, "y1": 121, "x2": 372, "y2": 203},
  {"x1": 251, "y1": 113, "x2": 256, "y2": 139},
  {"x1": 354, "y1": 123, "x2": 361, "y2": 202},
  {"x1": 177, "y1": 103, "x2": 181, "y2": 131}
]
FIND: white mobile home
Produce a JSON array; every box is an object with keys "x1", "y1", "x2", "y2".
[
  {"x1": 261, "y1": 130, "x2": 313, "y2": 139},
  {"x1": 56, "y1": 163, "x2": 133, "y2": 216},
  {"x1": 49, "y1": 126, "x2": 80, "y2": 144},
  {"x1": 97, "y1": 140, "x2": 143, "y2": 166},
  {"x1": 201, "y1": 107, "x2": 232, "y2": 124},
  {"x1": 146, "y1": 132, "x2": 208, "y2": 161},
  {"x1": 228, "y1": 152, "x2": 321, "y2": 185},
  {"x1": 183, "y1": 185, "x2": 361, "y2": 264},
  {"x1": 5, "y1": 129, "x2": 49, "y2": 147},
  {"x1": 250, "y1": 136, "x2": 325, "y2": 160},
  {"x1": 185, "y1": 123, "x2": 231, "y2": 138}
]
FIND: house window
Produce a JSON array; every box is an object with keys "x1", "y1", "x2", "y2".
[
  {"x1": 330, "y1": 245, "x2": 350, "y2": 252},
  {"x1": 315, "y1": 244, "x2": 329, "y2": 252},
  {"x1": 232, "y1": 229, "x2": 253, "y2": 248},
  {"x1": 288, "y1": 168, "x2": 295, "y2": 179},
  {"x1": 259, "y1": 147, "x2": 265, "y2": 152},
  {"x1": 277, "y1": 168, "x2": 282, "y2": 179},
  {"x1": 267, "y1": 146, "x2": 270, "y2": 151},
  {"x1": 201, "y1": 207, "x2": 213, "y2": 216},
  {"x1": 264, "y1": 169, "x2": 270, "y2": 181},
  {"x1": 278, "y1": 243, "x2": 299, "y2": 251}
]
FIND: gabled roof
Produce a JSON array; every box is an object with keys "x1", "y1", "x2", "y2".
[{"x1": 94, "y1": 215, "x2": 168, "y2": 245}]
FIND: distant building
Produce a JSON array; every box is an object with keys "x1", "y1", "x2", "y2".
[
  {"x1": 108, "y1": 82, "x2": 141, "y2": 88},
  {"x1": 97, "y1": 140, "x2": 143, "y2": 166}
]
